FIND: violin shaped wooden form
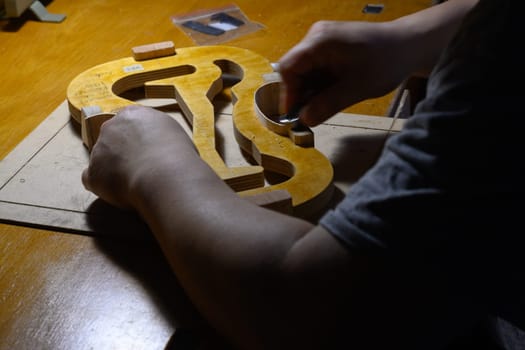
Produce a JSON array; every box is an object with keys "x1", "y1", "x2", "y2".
[{"x1": 67, "y1": 44, "x2": 334, "y2": 218}]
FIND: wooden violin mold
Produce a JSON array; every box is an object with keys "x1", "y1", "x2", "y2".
[{"x1": 67, "y1": 44, "x2": 334, "y2": 218}]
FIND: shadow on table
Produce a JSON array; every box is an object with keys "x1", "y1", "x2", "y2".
[{"x1": 93, "y1": 230, "x2": 233, "y2": 350}]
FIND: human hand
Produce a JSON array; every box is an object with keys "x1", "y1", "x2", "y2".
[
  {"x1": 278, "y1": 20, "x2": 412, "y2": 126},
  {"x1": 82, "y1": 105, "x2": 197, "y2": 210}
]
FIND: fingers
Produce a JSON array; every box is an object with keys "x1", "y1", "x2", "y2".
[
  {"x1": 81, "y1": 142, "x2": 104, "y2": 196},
  {"x1": 80, "y1": 104, "x2": 194, "y2": 207},
  {"x1": 279, "y1": 43, "x2": 355, "y2": 126},
  {"x1": 81, "y1": 168, "x2": 91, "y2": 192},
  {"x1": 278, "y1": 32, "x2": 321, "y2": 112},
  {"x1": 278, "y1": 21, "x2": 348, "y2": 124},
  {"x1": 300, "y1": 81, "x2": 363, "y2": 126}
]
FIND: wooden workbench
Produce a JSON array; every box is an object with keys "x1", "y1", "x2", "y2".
[{"x1": 0, "y1": 1, "x2": 430, "y2": 348}]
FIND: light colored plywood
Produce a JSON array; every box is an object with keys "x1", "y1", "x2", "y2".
[{"x1": 0, "y1": 99, "x2": 403, "y2": 235}]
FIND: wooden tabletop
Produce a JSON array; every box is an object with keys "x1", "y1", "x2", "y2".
[{"x1": 0, "y1": 1, "x2": 430, "y2": 348}]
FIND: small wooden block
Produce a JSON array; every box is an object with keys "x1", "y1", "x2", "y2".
[
  {"x1": 132, "y1": 41, "x2": 176, "y2": 61},
  {"x1": 289, "y1": 127, "x2": 314, "y2": 147},
  {"x1": 80, "y1": 106, "x2": 101, "y2": 149},
  {"x1": 262, "y1": 71, "x2": 282, "y2": 83},
  {"x1": 81, "y1": 111, "x2": 115, "y2": 150}
]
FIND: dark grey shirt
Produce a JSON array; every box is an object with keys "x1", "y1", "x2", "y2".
[{"x1": 320, "y1": 1, "x2": 525, "y2": 348}]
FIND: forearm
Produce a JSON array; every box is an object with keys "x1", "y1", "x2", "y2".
[
  {"x1": 132, "y1": 152, "x2": 314, "y2": 347},
  {"x1": 83, "y1": 106, "x2": 484, "y2": 348},
  {"x1": 82, "y1": 106, "x2": 319, "y2": 347},
  {"x1": 387, "y1": 0, "x2": 478, "y2": 76}
]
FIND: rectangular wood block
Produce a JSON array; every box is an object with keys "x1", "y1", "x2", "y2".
[{"x1": 132, "y1": 41, "x2": 176, "y2": 61}]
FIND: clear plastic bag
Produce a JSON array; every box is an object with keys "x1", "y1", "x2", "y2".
[{"x1": 171, "y1": 4, "x2": 265, "y2": 45}]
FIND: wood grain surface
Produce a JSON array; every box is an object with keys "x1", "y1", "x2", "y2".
[
  {"x1": 67, "y1": 46, "x2": 334, "y2": 216},
  {"x1": 0, "y1": 0, "x2": 431, "y2": 349}
]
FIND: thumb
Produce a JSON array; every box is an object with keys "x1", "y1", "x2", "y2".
[
  {"x1": 81, "y1": 168, "x2": 92, "y2": 192},
  {"x1": 300, "y1": 82, "x2": 363, "y2": 126}
]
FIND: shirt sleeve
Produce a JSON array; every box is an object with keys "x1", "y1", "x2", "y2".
[{"x1": 319, "y1": 0, "x2": 525, "y2": 325}]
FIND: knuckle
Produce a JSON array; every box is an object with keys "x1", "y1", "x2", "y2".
[{"x1": 310, "y1": 20, "x2": 335, "y2": 35}]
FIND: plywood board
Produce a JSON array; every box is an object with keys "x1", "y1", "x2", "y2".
[{"x1": 0, "y1": 99, "x2": 402, "y2": 237}]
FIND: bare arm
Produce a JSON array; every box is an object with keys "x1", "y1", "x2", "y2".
[
  {"x1": 278, "y1": 0, "x2": 479, "y2": 126},
  {"x1": 83, "y1": 106, "x2": 482, "y2": 349},
  {"x1": 394, "y1": 0, "x2": 480, "y2": 76}
]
